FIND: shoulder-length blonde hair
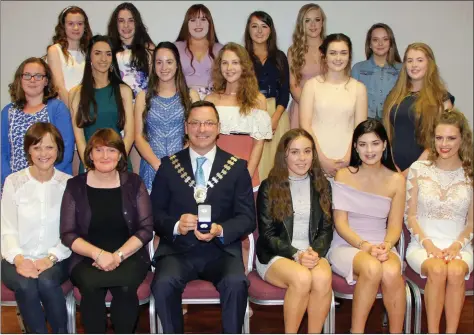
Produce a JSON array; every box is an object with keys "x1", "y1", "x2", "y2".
[
  {"x1": 267, "y1": 128, "x2": 332, "y2": 221},
  {"x1": 383, "y1": 43, "x2": 449, "y2": 148},
  {"x1": 8, "y1": 57, "x2": 58, "y2": 109},
  {"x1": 428, "y1": 109, "x2": 473, "y2": 185},
  {"x1": 288, "y1": 3, "x2": 326, "y2": 86},
  {"x1": 211, "y1": 42, "x2": 260, "y2": 116}
]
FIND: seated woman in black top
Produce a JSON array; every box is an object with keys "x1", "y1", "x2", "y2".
[
  {"x1": 244, "y1": 10, "x2": 290, "y2": 180},
  {"x1": 383, "y1": 42, "x2": 454, "y2": 176},
  {"x1": 256, "y1": 128, "x2": 333, "y2": 333},
  {"x1": 60, "y1": 128, "x2": 153, "y2": 333}
]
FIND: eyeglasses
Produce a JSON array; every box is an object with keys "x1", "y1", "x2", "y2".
[
  {"x1": 21, "y1": 73, "x2": 47, "y2": 81},
  {"x1": 187, "y1": 121, "x2": 218, "y2": 128}
]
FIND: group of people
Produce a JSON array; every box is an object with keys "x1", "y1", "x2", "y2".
[{"x1": 0, "y1": 2, "x2": 472, "y2": 334}]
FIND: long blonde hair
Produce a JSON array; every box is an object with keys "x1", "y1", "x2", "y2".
[
  {"x1": 211, "y1": 43, "x2": 260, "y2": 116},
  {"x1": 288, "y1": 3, "x2": 326, "y2": 86},
  {"x1": 383, "y1": 43, "x2": 449, "y2": 148},
  {"x1": 428, "y1": 109, "x2": 473, "y2": 185}
]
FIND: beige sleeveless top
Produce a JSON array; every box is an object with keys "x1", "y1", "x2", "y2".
[{"x1": 309, "y1": 76, "x2": 358, "y2": 160}]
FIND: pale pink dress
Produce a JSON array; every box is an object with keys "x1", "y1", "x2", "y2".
[{"x1": 288, "y1": 58, "x2": 321, "y2": 129}]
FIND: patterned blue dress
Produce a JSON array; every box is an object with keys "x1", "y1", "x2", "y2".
[
  {"x1": 139, "y1": 93, "x2": 185, "y2": 191},
  {"x1": 8, "y1": 105, "x2": 49, "y2": 173},
  {"x1": 117, "y1": 48, "x2": 148, "y2": 98}
]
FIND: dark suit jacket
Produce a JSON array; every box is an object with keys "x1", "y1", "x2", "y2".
[
  {"x1": 150, "y1": 147, "x2": 256, "y2": 262},
  {"x1": 60, "y1": 172, "x2": 154, "y2": 274},
  {"x1": 256, "y1": 176, "x2": 334, "y2": 264}
]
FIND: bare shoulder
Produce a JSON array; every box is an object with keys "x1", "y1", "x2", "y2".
[
  {"x1": 386, "y1": 169, "x2": 405, "y2": 193},
  {"x1": 204, "y1": 92, "x2": 219, "y2": 103},
  {"x1": 119, "y1": 84, "x2": 133, "y2": 96},
  {"x1": 353, "y1": 78, "x2": 367, "y2": 94},
  {"x1": 47, "y1": 44, "x2": 59, "y2": 56},
  {"x1": 334, "y1": 167, "x2": 355, "y2": 183}
]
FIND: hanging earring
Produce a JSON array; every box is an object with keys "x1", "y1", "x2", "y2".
[{"x1": 110, "y1": 64, "x2": 114, "y2": 72}]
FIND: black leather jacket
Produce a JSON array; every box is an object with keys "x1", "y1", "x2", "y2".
[{"x1": 256, "y1": 177, "x2": 334, "y2": 264}]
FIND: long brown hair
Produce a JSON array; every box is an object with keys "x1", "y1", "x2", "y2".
[
  {"x1": 364, "y1": 23, "x2": 401, "y2": 66},
  {"x1": 75, "y1": 35, "x2": 127, "y2": 130},
  {"x1": 46, "y1": 6, "x2": 92, "y2": 63},
  {"x1": 244, "y1": 11, "x2": 286, "y2": 82},
  {"x1": 267, "y1": 128, "x2": 332, "y2": 221},
  {"x1": 288, "y1": 3, "x2": 326, "y2": 85},
  {"x1": 175, "y1": 4, "x2": 220, "y2": 75},
  {"x1": 8, "y1": 57, "x2": 58, "y2": 109},
  {"x1": 383, "y1": 43, "x2": 449, "y2": 148},
  {"x1": 428, "y1": 109, "x2": 473, "y2": 185},
  {"x1": 143, "y1": 42, "x2": 192, "y2": 139},
  {"x1": 211, "y1": 43, "x2": 260, "y2": 116}
]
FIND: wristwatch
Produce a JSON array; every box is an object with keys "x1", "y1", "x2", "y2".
[
  {"x1": 116, "y1": 250, "x2": 124, "y2": 262},
  {"x1": 48, "y1": 254, "x2": 58, "y2": 265}
]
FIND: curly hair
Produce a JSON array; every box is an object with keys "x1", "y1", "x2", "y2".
[
  {"x1": 8, "y1": 57, "x2": 58, "y2": 109},
  {"x1": 46, "y1": 6, "x2": 92, "y2": 63},
  {"x1": 288, "y1": 3, "x2": 326, "y2": 86},
  {"x1": 267, "y1": 128, "x2": 332, "y2": 221},
  {"x1": 427, "y1": 109, "x2": 473, "y2": 185},
  {"x1": 176, "y1": 4, "x2": 220, "y2": 76},
  {"x1": 143, "y1": 42, "x2": 192, "y2": 139},
  {"x1": 211, "y1": 42, "x2": 260, "y2": 116},
  {"x1": 107, "y1": 2, "x2": 154, "y2": 75},
  {"x1": 383, "y1": 43, "x2": 449, "y2": 149}
]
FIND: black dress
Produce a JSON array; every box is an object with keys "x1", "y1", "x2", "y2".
[
  {"x1": 70, "y1": 186, "x2": 149, "y2": 289},
  {"x1": 390, "y1": 92, "x2": 454, "y2": 171}
]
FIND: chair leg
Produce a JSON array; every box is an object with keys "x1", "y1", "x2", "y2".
[
  {"x1": 382, "y1": 307, "x2": 388, "y2": 328},
  {"x1": 325, "y1": 290, "x2": 335, "y2": 334},
  {"x1": 406, "y1": 279, "x2": 422, "y2": 334},
  {"x1": 404, "y1": 283, "x2": 413, "y2": 334},
  {"x1": 149, "y1": 295, "x2": 157, "y2": 334},
  {"x1": 243, "y1": 301, "x2": 250, "y2": 333},
  {"x1": 15, "y1": 306, "x2": 27, "y2": 334},
  {"x1": 156, "y1": 313, "x2": 163, "y2": 334},
  {"x1": 65, "y1": 291, "x2": 76, "y2": 334}
]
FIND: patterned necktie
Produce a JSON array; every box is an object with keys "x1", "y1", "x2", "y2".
[{"x1": 195, "y1": 157, "x2": 207, "y2": 187}]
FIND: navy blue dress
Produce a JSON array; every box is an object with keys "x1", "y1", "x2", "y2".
[
  {"x1": 390, "y1": 92, "x2": 454, "y2": 171},
  {"x1": 252, "y1": 50, "x2": 290, "y2": 109}
]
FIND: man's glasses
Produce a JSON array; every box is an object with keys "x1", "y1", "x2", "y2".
[
  {"x1": 21, "y1": 73, "x2": 47, "y2": 81},
  {"x1": 187, "y1": 121, "x2": 218, "y2": 129}
]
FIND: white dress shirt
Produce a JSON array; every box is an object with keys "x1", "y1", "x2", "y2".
[
  {"x1": 1, "y1": 168, "x2": 72, "y2": 264},
  {"x1": 173, "y1": 146, "x2": 223, "y2": 237}
]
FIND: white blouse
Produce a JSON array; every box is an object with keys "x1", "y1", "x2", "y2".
[
  {"x1": 1, "y1": 168, "x2": 72, "y2": 264},
  {"x1": 215, "y1": 106, "x2": 273, "y2": 140},
  {"x1": 52, "y1": 43, "x2": 85, "y2": 91}
]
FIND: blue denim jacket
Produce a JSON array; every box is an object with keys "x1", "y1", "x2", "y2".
[{"x1": 352, "y1": 56, "x2": 402, "y2": 119}]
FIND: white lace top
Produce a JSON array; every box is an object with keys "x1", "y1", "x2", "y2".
[
  {"x1": 215, "y1": 106, "x2": 272, "y2": 141},
  {"x1": 404, "y1": 160, "x2": 473, "y2": 248},
  {"x1": 289, "y1": 174, "x2": 311, "y2": 251},
  {"x1": 1, "y1": 168, "x2": 72, "y2": 263}
]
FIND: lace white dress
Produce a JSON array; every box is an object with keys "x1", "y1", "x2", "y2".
[{"x1": 405, "y1": 160, "x2": 473, "y2": 279}]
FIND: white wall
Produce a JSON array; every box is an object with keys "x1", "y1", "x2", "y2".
[{"x1": 1, "y1": 1, "x2": 472, "y2": 126}]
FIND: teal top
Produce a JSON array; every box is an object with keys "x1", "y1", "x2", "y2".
[{"x1": 80, "y1": 84, "x2": 132, "y2": 172}]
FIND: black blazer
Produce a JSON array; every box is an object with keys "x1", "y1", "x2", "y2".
[
  {"x1": 150, "y1": 147, "x2": 256, "y2": 262},
  {"x1": 256, "y1": 176, "x2": 333, "y2": 264}
]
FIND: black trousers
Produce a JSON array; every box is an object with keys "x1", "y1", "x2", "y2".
[
  {"x1": 151, "y1": 244, "x2": 249, "y2": 334},
  {"x1": 71, "y1": 259, "x2": 146, "y2": 334}
]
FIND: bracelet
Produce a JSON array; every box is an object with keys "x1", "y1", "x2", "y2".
[
  {"x1": 357, "y1": 240, "x2": 368, "y2": 249},
  {"x1": 95, "y1": 249, "x2": 103, "y2": 262},
  {"x1": 384, "y1": 240, "x2": 393, "y2": 249},
  {"x1": 419, "y1": 238, "x2": 432, "y2": 247},
  {"x1": 453, "y1": 240, "x2": 464, "y2": 249},
  {"x1": 292, "y1": 250, "x2": 303, "y2": 263}
]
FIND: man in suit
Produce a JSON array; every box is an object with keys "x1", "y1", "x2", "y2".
[{"x1": 150, "y1": 100, "x2": 256, "y2": 333}]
